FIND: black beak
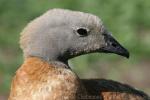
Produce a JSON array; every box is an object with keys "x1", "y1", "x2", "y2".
[{"x1": 100, "y1": 33, "x2": 129, "y2": 58}]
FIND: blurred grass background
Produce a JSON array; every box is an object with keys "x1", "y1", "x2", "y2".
[{"x1": 0, "y1": 0, "x2": 150, "y2": 99}]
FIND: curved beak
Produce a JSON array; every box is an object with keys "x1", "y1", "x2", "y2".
[{"x1": 100, "y1": 33, "x2": 129, "y2": 58}]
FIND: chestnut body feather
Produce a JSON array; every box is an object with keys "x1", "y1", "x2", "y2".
[{"x1": 9, "y1": 57, "x2": 86, "y2": 100}]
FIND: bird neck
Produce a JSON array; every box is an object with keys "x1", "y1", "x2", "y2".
[
  {"x1": 24, "y1": 36, "x2": 70, "y2": 65},
  {"x1": 25, "y1": 50, "x2": 69, "y2": 67},
  {"x1": 25, "y1": 56, "x2": 69, "y2": 68}
]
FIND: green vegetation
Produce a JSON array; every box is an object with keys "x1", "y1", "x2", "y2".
[{"x1": 0, "y1": 0, "x2": 150, "y2": 96}]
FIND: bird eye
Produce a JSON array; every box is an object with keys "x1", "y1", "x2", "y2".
[{"x1": 76, "y1": 28, "x2": 88, "y2": 37}]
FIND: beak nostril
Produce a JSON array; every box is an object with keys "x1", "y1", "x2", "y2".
[
  {"x1": 112, "y1": 43, "x2": 117, "y2": 47},
  {"x1": 103, "y1": 34, "x2": 129, "y2": 58}
]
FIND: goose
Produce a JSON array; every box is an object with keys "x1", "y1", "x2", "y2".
[{"x1": 9, "y1": 9, "x2": 149, "y2": 100}]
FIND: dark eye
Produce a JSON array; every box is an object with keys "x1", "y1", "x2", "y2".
[{"x1": 76, "y1": 28, "x2": 88, "y2": 37}]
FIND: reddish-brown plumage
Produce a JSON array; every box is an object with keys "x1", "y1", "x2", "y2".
[
  {"x1": 9, "y1": 57, "x2": 149, "y2": 100},
  {"x1": 9, "y1": 57, "x2": 86, "y2": 100}
]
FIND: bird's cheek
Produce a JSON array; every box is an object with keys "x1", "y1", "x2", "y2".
[{"x1": 92, "y1": 37, "x2": 106, "y2": 51}]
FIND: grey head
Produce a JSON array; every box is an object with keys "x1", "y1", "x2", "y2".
[{"x1": 20, "y1": 9, "x2": 129, "y2": 63}]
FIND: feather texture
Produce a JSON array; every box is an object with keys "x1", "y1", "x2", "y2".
[{"x1": 9, "y1": 57, "x2": 86, "y2": 100}]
